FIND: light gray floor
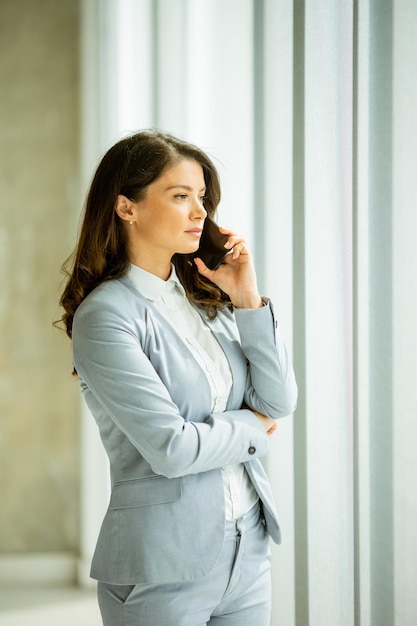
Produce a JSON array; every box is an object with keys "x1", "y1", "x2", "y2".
[{"x1": 0, "y1": 587, "x2": 101, "y2": 626}]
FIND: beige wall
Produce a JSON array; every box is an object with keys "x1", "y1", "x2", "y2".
[{"x1": 0, "y1": 0, "x2": 80, "y2": 553}]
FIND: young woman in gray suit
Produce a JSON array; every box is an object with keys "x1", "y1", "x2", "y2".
[{"x1": 57, "y1": 130, "x2": 297, "y2": 625}]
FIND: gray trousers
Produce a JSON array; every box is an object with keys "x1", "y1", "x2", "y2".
[{"x1": 97, "y1": 502, "x2": 272, "y2": 626}]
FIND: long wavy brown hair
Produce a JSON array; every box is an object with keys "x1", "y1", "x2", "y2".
[{"x1": 57, "y1": 130, "x2": 232, "y2": 340}]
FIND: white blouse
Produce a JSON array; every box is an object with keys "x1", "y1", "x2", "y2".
[{"x1": 127, "y1": 263, "x2": 259, "y2": 520}]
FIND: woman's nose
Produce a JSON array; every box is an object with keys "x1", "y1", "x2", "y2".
[{"x1": 192, "y1": 198, "x2": 207, "y2": 218}]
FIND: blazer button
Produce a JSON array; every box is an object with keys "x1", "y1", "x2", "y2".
[{"x1": 248, "y1": 446, "x2": 256, "y2": 455}]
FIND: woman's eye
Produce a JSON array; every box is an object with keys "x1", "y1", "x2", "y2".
[
  {"x1": 199, "y1": 196, "x2": 206, "y2": 204},
  {"x1": 175, "y1": 194, "x2": 187, "y2": 200}
]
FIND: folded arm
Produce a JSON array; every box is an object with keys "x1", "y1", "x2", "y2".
[{"x1": 73, "y1": 305, "x2": 270, "y2": 479}]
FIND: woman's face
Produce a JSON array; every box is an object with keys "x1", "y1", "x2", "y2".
[{"x1": 128, "y1": 159, "x2": 207, "y2": 276}]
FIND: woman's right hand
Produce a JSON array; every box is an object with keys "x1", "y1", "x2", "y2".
[{"x1": 251, "y1": 410, "x2": 278, "y2": 436}]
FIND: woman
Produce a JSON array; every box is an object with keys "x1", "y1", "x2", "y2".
[{"x1": 58, "y1": 130, "x2": 297, "y2": 626}]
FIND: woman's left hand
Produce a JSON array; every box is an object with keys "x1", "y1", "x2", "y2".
[{"x1": 194, "y1": 226, "x2": 263, "y2": 309}]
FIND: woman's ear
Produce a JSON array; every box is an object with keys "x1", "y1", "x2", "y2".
[{"x1": 115, "y1": 195, "x2": 135, "y2": 222}]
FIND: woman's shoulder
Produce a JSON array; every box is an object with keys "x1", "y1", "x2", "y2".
[{"x1": 73, "y1": 277, "x2": 147, "y2": 325}]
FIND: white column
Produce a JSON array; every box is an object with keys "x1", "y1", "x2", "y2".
[
  {"x1": 115, "y1": 0, "x2": 154, "y2": 134},
  {"x1": 262, "y1": 1, "x2": 295, "y2": 624},
  {"x1": 300, "y1": 1, "x2": 355, "y2": 623},
  {"x1": 364, "y1": 2, "x2": 395, "y2": 624},
  {"x1": 78, "y1": 0, "x2": 110, "y2": 587},
  {"x1": 154, "y1": 0, "x2": 188, "y2": 137},
  {"x1": 355, "y1": 0, "x2": 372, "y2": 623},
  {"x1": 392, "y1": 1, "x2": 417, "y2": 623},
  {"x1": 99, "y1": 0, "x2": 154, "y2": 147}
]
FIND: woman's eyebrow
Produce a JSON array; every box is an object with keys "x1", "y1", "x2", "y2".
[{"x1": 164, "y1": 184, "x2": 206, "y2": 192}]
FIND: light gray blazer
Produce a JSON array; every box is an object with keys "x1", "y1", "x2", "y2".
[{"x1": 72, "y1": 275, "x2": 297, "y2": 585}]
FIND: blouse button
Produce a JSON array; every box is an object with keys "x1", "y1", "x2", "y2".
[{"x1": 248, "y1": 446, "x2": 256, "y2": 455}]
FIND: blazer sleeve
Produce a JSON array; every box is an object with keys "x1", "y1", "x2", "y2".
[
  {"x1": 235, "y1": 299, "x2": 298, "y2": 419},
  {"x1": 72, "y1": 301, "x2": 270, "y2": 479}
]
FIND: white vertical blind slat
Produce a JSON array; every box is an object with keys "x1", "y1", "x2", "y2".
[
  {"x1": 303, "y1": 2, "x2": 355, "y2": 623},
  {"x1": 262, "y1": 1, "x2": 296, "y2": 624},
  {"x1": 392, "y1": 1, "x2": 417, "y2": 623}
]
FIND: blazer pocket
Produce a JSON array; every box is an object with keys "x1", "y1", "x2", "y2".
[{"x1": 109, "y1": 476, "x2": 182, "y2": 509}]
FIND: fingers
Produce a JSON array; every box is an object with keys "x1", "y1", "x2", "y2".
[
  {"x1": 266, "y1": 422, "x2": 278, "y2": 436},
  {"x1": 252, "y1": 411, "x2": 277, "y2": 435},
  {"x1": 230, "y1": 240, "x2": 249, "y2": 261},
  {"x1": 213, "y1": 225, "x2": 252, "y2": 263},
  {"x1": 244, "y1": 408, "x2": 278, "y2": 437},
  {"x1": 193, "y1": 257, "x2": 212, "y2": 276},
  {"x1": 219, "y1": 230, "x2": 250, "y2": 262},
  {"x1": 218, "y1": 226, "x2": 244, "y2": 248}
]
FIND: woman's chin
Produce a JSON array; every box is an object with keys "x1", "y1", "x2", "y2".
[{"x1": 176, "y1": 243, "x2": 200, "y2": 256}]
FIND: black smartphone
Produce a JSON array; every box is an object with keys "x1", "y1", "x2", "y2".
[{"x1": 195, "y1": 217, "x2": 229, "y2": 270}]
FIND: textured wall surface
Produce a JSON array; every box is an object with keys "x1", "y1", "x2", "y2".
[{"x1": 0, "y1": 0, "x2": 80, "y2": 552}]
